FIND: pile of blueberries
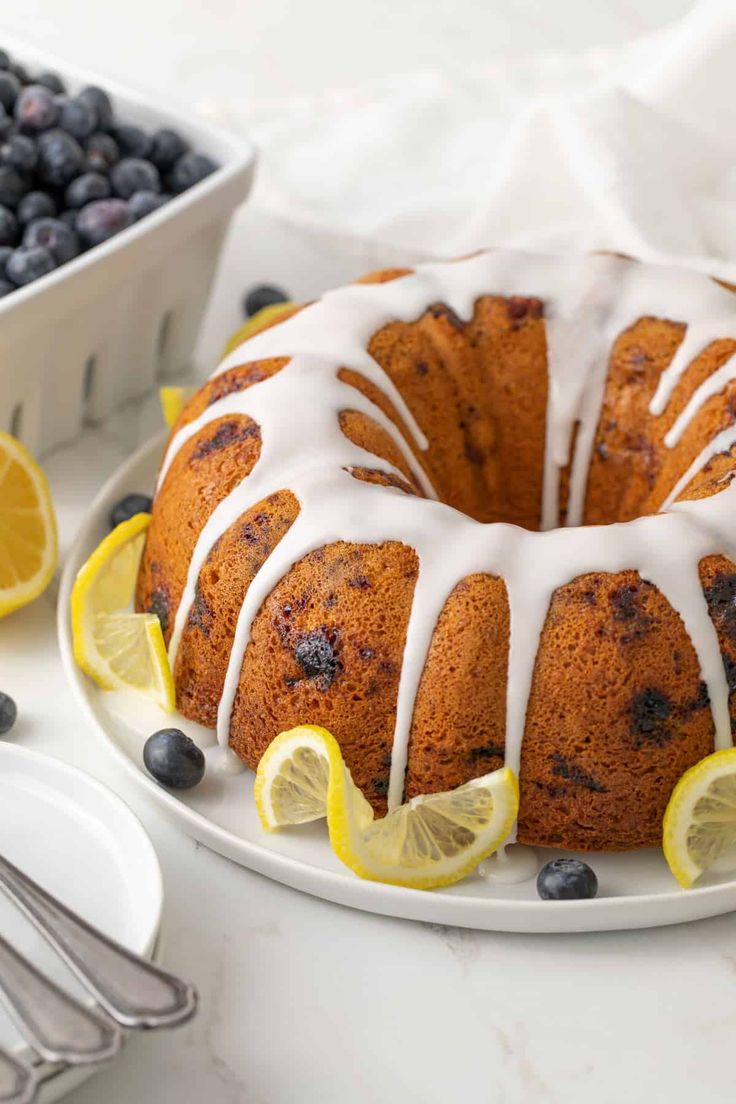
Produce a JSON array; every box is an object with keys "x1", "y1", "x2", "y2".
[{"x1": 0, "y1": 47, "x2": 218, "y2": 296}]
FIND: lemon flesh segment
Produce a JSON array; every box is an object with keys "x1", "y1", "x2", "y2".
[
  {"x1": 664, "y1": 747, "x2": 736, "y2": 888},
  {"x1": 255, "y1": 725, "x2": 519, "y2": 890},
  {"x1": 159, "y1": 386, "x2": 197, "y2": 429},
  {"x1": 0, "y1": 432, "x2": 58, "y2": 618},
  {"x1": 71, "y1": 512, "x2": 175, "y2": 711}
]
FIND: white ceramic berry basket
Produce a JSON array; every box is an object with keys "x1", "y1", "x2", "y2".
[{"x1": 0, "y1": 34, "x2": 256, "y2": 457}]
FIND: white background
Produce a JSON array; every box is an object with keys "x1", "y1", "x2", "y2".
[{"x1": 3, "y1": 3, "x2": 734, "y2": 1103}]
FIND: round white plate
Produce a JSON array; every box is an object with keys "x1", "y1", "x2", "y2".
[
  {"x1": 0, "y1": 739, "x2": 162, "y2": 1102},
  {"x1": 58, "y1": 432, "x2": 736, "y2": 934}
]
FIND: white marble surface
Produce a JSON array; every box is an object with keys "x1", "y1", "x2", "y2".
[{"x1": 2, "y1": 2, "x2": 734, "y2": 1102}]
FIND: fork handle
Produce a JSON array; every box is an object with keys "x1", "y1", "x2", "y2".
[
  {"x1": 0, "y1": 1046, "x2": 37, "y2": 1104},
  {"x1": 0, "y1": 854, "x2": 197, "y2": 1029}
]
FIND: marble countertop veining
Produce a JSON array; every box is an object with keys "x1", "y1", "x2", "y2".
[{"x1": 1, "y1": 2, "x2": 733, "y2": 1102}]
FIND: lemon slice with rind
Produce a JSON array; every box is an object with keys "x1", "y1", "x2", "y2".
[
  {"x1": 255, "y1": 725, "x2": 519, "y2": 889},
  {"x1": 0, "y1": 432, "x2": 58, "y2": 619},
  {"x1": 71, "y1": 512, "x2": 175, "y2": 711},
  {"x1": 159, "y1": 386, "x2": 196, "y2": 429},
  {"x1": 222, "y1": 301, "x2": 297, "y2": 358},
  {"x1": 664, "y1": 747, "x2": 736, "y2": 888}
]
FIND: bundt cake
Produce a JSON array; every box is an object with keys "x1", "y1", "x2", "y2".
[{"x1": 135, "y1": 249, "x2": 736, "y2": 852}]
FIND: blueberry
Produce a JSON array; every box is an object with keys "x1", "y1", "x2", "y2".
[
  {"x1": 149, "y1": 128, "x2": 188, "y2": 173},
  {"x1": 58, "y1": 209, "x2": 78, "y2": 229},
  {"x1": 24, "y1": 218, "x2": 79, "y2": 264},
  {"x1": 0, "y1": 166, "x2": 28, "y2": 209},
  {"x1": 110, "y1": 157, "x2": 160, "y2": 199},
  {"x1": 536, "y1": 858, "x2": 598, "y2": 901},
  {"x1": 243, "y1": 284, "x2": 289, "y2": 318},
  {"x1": 58, "y1": 96, "x2": 97, "y2": 140},
  {"x1": 0, "y1": 51, "x2": 10, "y2": 71},
  {"x1": 37, "y1": 128, "x2": 84, "y2": 186},
  {"x1": 17, "y1": 190, "x2": 56, "y2": 225},
  {"x1": 0, "y1": 692, "x2": 16, "y2": 735},
  {"x1": 15, "y1": 84, "x2": 59, "y2": 132},
  {"x1": 65, "y1": 171, "x2": 110, "y2": 209},
  {"x1": 76, "y1": 198, "x2": 132, "y2": 246},
  {"x1": 111, "y1": 125, "x2": 151, "y2": 159},
  {"x1": 0, "y1": 278, "x2": 13, "y2": 297},
  {"x1": 143, "y1": 728, "x2": 205, "y2": 790},
  {"x1": 8, "y1": 63, "x2": 28, "y2": 85},
  {"x1": 0, "y1": 205, "x2": 17, "y2": 246},
  {"x1": 78, "y1": 86, "x2": 113, "y2": 131},
  {"x1": 109, "y1": 492, "x2": 153, "y2": 529},
  {"x1": 128, "y1": 189, "x2": 169, "y2": 220},
  {"x1": 0, "y1": 71, "x2": 21, "y2": 112},
  {"x1": 0, "y1": 245, "x2": 12, "y2": 267},
  {"x1": 168, "y1": 151, "x2": 217, "y2": 193},
  {"x1": 0, "y1": 135, "x2": 37, "y2": 173},
  {"x1": 85, "y1": 132, "x2": 119, "y2": 173},
  {"x1": 35, "y1": 71, "x2": 65, "y2": 95},
  {"x1": 6, "y1": 245, "x2": 56, "y2": 286}
]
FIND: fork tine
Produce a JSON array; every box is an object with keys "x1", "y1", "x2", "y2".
[
  {"x1": 0, "y1": 854, "x2": 196, "y2": 1029},
  {"x1": 0, "y1": 1046, "x2": 37, "y2": 1104},
  {"x1": 0, "y1": 933, "x2": 121, "y2": 1066}
]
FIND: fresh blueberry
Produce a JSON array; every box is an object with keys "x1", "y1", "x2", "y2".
[
  {"x1": 37, "y1": 128, "x2": 85, "y2": 186},
  {"x1": 24, "y1": 218, "x2": 79, "y2": 264},
  {"x1": 167, "y1": 151, "x2": 217, "y2": 193},
  {"x1": 78, "y1": 86, "x2": 113, "y2": 131},
  {"x1": 149, "y1": 128, "x2": 188, "y2": 173},
  {"x1": 76, "y1": 198, "x2": 132, "y2": 246},
  {"x1": 15, "y1": 84, "x2": 60, "y2": 132},
  {"x1": 109, "y1": 492, "x2": 153, "y2": 529},
  {"x1": 17, "y1": 190, "x2": 56, "y2": 225},
  {"x1": 65, "y1": 171, "x2": 110, "y2": 209},
  {"x1": 0, "y1": 51, "x2": 10, "y2": 71},
  {"x1": 8, "y1": 63, "x2": 29, "y2": 85},
  {"x1": 110, "y1": 157, "x2": 160, "y2": 199},
  {"x1": 128, "y1": 189, "x2": 169, "y2": 220},
  {"x1": 0, "y1": 245, "x2": 12, "y2": 267},
  {"x1": 5, "y1": 245, "x2": 56, "y2": 286},
  {"x1": 0, "y1": 166, "x2": 28, "y2": 209},
  {"x1": 143, "y1": 728, "x2": 205, "y2": 790},
  {"x1": 0, "y1": 71, "x2": 21, "y2": 112},
  {"x1": 0, "y1": 692, "x2": 16, "y2": 735},
  {"x1": 35, "y1": 71, "x2": 65, "y2": 95},
  {"x1": 243, "y1": 284, "x2": 289, "y2": 318},
  {"x1": 58, "y1": 209, "x2": 78, "y2": 229},
  {"x1": 0, "y1": 278, "x2": 13, "y2": 297},
  {"x1": 85, "y1": 132, "x2": 119, "y2": 173},
  {"x1": 111, "y1": 125, "x2": 151, "y2": 159},
  {"x1": 57, "y1": 96, "x2": 97, "y2": 140},
  {"x1": 536, "y1": 858, "x2": 598, "y2": 901},
  {"x1": 0, "y1": 205, "x2": 17, "y2": 246},
  {"x1": 0, "y1": 135, "x2": 37, "y2": 173}
]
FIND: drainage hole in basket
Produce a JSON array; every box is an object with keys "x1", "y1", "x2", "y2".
[
  {"x1": 9, "y1": 403, "x2": 23, "y2": 439},
  {"x1": 82, "y1": 355, "x2": 98, "y2": 421},
  {"x1": 156, "y1": 310, "x2": 173, "y2": 375}
]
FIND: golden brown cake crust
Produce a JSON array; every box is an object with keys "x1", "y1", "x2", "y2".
[{"x1": 136, "y1": 264, "x2": 736, "y2": 852}]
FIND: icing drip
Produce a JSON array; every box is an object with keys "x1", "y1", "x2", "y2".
[{"x1": 158, "y1": 250, "x2": 736, "y2": 815}]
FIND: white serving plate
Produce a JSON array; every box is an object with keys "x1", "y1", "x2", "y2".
[
  {"x1": 0, "y1": 34, "x2": 255, "y2": 457},
  {"x1": 58, "y1": 431, "x2": 736, "y2": 934},
  {"x1": 0, "y1": 740, "x2": 163, "y2": 1102}
]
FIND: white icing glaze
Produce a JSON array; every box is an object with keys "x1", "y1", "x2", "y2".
[
  {"x1": 478, "y1": 844, "x2": 539, "y2": 885},
  {"x1": 157, "y1": 249, "x2": 736, "y2": 822}
]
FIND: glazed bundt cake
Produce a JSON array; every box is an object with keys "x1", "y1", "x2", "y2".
[{"x1": 136, "y1": 250, "x2": 736, "y2": 852}]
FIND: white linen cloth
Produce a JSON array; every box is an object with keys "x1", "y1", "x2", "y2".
[{"x1": 203, "y1": 0, "x2": 736, "y2": 281}]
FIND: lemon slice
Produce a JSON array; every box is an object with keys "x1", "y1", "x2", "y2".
[
  {"x1": 0, "y1": 432, "x2": 58, "y2": 619},
  {"x1": 663, "y1": 748, "x2": 736, "y2": 888},
  {"x1": 255, "y1": 725, "x2": 519, "y2": 889},
  {"x1": 222, "y1": 301, "x2": 296, "y2": 358},
  {"x1": 71, "y1": 512, "x2": 175, "y2": 711},
  {"x1": 159, "y1": 386, "x2": 196, "y2": 429}
]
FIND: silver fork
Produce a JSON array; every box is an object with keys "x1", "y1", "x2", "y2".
[{"x1": 0, "y1": 852, "x2": 198, "y2": 1101}]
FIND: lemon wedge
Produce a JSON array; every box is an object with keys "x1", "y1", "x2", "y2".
[
  {"x1": 71, "y1": 512, "x2": 175, "y2": 711},
  {"x1": 222, "y1": 301, "x2": 296, "y2": 358},
  {"x1": 663, "y1": 748, "x2": 736, "y2": 888},
  {"x1": 255, "y1": 725, "x2": 519, "y2": 889},
  {"x1": 159, "y1": 386, "x2": 196, "y2": 429},
  {"x1": 0, "y1": 432, "x2": 58, "y2": 619}
]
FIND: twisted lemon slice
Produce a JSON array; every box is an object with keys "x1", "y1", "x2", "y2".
[
  {"x1": 664, "y1": 748, "x2": 736, "y2": 888},
  {"x1": 71, "y1": 512, "x2": 174, "y2": 711},
  {"x1": 0, "y1": 432, "x2": 57, "y2": 619},
  {"x1": 255, "y1": 725, "x2": 519, "y2": 889}
]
